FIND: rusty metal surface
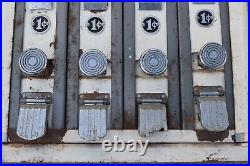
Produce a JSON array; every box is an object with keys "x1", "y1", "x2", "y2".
[
  {"x1": 66, "y1": 3, "x2": 80, "y2": 130},
  {"x1": 52, "y1": 3, "x2": 68, "y2": 130},
  {"x1": 138, "y1": 103, "x2": 167, "y2": 137},
  {"x1": 166, "y1": 2, "x2": 181, "y2": 129},
  {"x1": 177, "y1": 3, "x2": 195, "y2": 130},
  {"x1": 111, "y1": 2, "x2": 123, "y2": 129},
  {"x1": 79, "y1": 105, "x2": 107, "y2": 141},
  {"x1": 123, "y1": 3, "x2": 136, "y2": 129},
  {"x1": 9, "y1": 2, "x2": 25, "y2": 131},
  {"x1": 219, "y1": 3, "x2": 235, "y2": 129}
]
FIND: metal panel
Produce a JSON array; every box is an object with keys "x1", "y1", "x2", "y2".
[
  {"x1": 83, "y1": 2, "x2": 108, "y2": 11},
  {"x1": 66, "y1": 3, "x2": 80, "y2": 129},
  {"x1": 166, "y1": 3, "x2": 181, "y2": 129},
  {"x1": 219, "y1": 3, "x2": 235, "y2": 129},
  {"x1": 52, "y1": 3, "x2": 68, "y2": 129},
  {"x1": 8, "y1": 3, "x2": 25, "y2": 130},
  {"x1": 123, "y1": 3, "x2": 136, "y2": 129},
  {"x1": 177, "y1": 3, "x2": 195, "y2": 130},
  {"x1": 28, "y1": 2, "x2": 53, "y2": 10},
  {"x1": 111, "y1": 3, "x2": 123, "y2": 129},
  {"x1": 139, "y1": 2, "x2": 162, "y2": 10}
]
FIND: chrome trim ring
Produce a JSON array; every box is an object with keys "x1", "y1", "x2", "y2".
[
  {"x1": 140, "y1": 49, "x2": 167, "y2": 76},
  {"x1": 19, "y1": 48, "x2": 47, "y2": 76},
  {"x1": 79, "y1": 49, "x2": 107, "y2": 77},
  {"x1": 199, "y1": 43, "x2": 227, "y2": 69}
]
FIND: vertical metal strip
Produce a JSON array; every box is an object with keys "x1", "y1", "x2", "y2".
[
  {"x1": 111, "y1": 3, "x2": 123, "y2": 129},
  {"x1": 66, "y1": 3, "x2": 80, "y2": 129},
  {"x1": 219, "y1": 2, "x2": 235, "y2": 129},
  {"x1": 166, "y1": 3, "x2": 181, "y2": 129},
  {"x1": 8, "y1": 3, "x2": 25, "y2": 130},
  {"x1": 177, "y1": 3, "x2": 195, "y2": 130},
  {"x1": 123, "y1": 3, "x2": 136, "y2": 129},
  {"x1": 52, "y1": 3, "x2": 68, "y2": 129}
]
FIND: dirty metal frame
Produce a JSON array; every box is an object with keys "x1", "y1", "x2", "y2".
[
  {"x1": 8, "y1": 3, "x2": 68, "y2": 143},
  {"x1": 67, "y1": 3, "x2": 124, "y2": 130},
  {"x1": 178, "y1": 2, "x2": 235, "y2": 130},
  {"x1": 123, "y1": 2, "x2": 181, "y2": 129}
]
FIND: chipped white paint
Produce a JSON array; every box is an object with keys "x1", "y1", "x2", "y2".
[
  {"x1": 135, "y1": 3, "x2": 168, "y2": 94},
  {"x1": 23, "y1": 3, "x2": 57, "y2": 59},
  {"x1": 21, "y1": 3, "x2": 57, "y2": 93},
  {"x1": 229, "y1": 3, "x2": 248, "y2": 135},
  {"x1": 2, "y1": 143, "x2": 247, "y2": 163},
  {"x1": 79, "y1": 2, "x2": 111, "y2": 94},
  {"x1": 189, "y1": 3, "x2": 224, "y2": 88},
  {"x1": 2, "y1": 2, "x2": 15, "y2": 143}
]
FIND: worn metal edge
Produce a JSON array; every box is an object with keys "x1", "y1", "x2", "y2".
[
  {"x1": 66, "y1": 3, "x2": 80, "y2": 129},
  {"x1": 8, "y1": 2, "x2": 25, "y2": 130},
  {"x1": 111, "y1": 2, "x2": 123, "y2": 129},
  {"x1": 62, "y1": 130, "x2": 236, "y2": 143},
  {"x1": 177, "y1": 3, "x2": 195, "y2": 130},
  {"x1": 166, "y1": 2, "x2": 181, "y2": 129},
  {"x1": 219, "y1": 2, "x2": 235, "y2": 129},
  {"x1": 52, "y1": 2, "x2": 68, "y2": 129}
]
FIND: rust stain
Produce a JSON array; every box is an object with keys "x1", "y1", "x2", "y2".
[
  {"x1": 196, "y1": 130, "x2": 229, "y2": 142},
  {"x1": 8, "y1": 128, "x2": 67, "y2": 144}
]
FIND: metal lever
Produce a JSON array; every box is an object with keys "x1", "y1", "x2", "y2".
[
  {"x1": 137, "y1": 93, "x2": 168, "y2": 137},
  {"x1": 16, "y1": 92, "x2": 52, "y2": 141},
  {"x1": 194, "y1": 86, "x2": 229, "y2": 132},
  {"x1": 78, "y1": 93, "x2": 109, "y2": 141}
]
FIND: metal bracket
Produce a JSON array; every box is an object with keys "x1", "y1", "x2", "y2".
[
  {"x1": 78, "y1": 93, "x2": 109, "y2": 141},
  {"x1": 16, "y1": 92, "x2": 52, "y2": 141},
  {"x1": 194, "y1": 86, "x2": 229, "y2": 132},
  {"x1": 137, "y1": 93, "x2": 168, "y2": 137}
]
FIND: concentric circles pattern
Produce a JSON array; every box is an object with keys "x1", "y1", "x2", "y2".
[
  {"x1": 19, "y1": 48, "x2": 47, "y2": 76},
  {"x1": 140, "y1": 49, "x2": 167, "y2": 76},
  {"x1": 79, "y1": 49, "x2": 107, "y2": 77},
  {"x1": 199, "y1": 43, "x2": 227, "y2": 69}
]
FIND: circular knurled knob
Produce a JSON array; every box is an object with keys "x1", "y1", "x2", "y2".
[
  {"x1": 140, "y1": 49, "x2": 167, "y2": 76},
  {"x1": 199, "y1": 43, "x2": 227, "y2": 69},
  {"x1": 19, "y1": 48, "x2": 47, "y2": 76},
  {"x1": 79, "y1": 49, "x2": 107, "y2": 77}
]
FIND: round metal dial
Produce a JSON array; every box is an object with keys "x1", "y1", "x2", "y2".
[
  {"x1": 19, "y1": 48, "x2": 47, "y2": 76},
  {"x1": 140, "y1": 49, "x2": 167, "y2": 76},
  {"x1": 79, "y1": 49, "x2": 107, "y2": 77},
  {"x1": 199, "y1": 43, "x2": 227, "y2": 69}
]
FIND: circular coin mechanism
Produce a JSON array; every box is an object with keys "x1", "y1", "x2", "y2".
[
  {"x1": 140, "y1": 49, "x2": 167, "y2": 76},
  {"x1": 199, "y1": 43, "x2": 227, "y2": 69},
  {"x1": 79, "y1": 49, "x2": 107, "y2": 77},
  {"x1": 19, "y1": 48, "x2": 47, "y2": 76}
]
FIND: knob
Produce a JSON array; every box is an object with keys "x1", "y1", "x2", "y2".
[
  {"x1": 199, "y1": 43, "x2": 227, "y2": 69},
  {"x1": 19, "y1": 48, "x2": 47, "y2": 76},
  {"x1": 79, "y1": 49, "x2": 107, "y2": 77},
  {"x1": 140, "y1": 49, "x2": 167, "y2": 76}
]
